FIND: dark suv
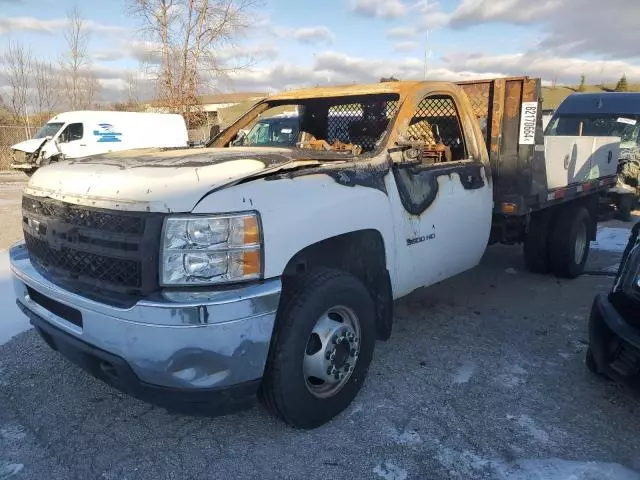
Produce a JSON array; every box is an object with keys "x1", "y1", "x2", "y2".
[{"x1": 587, "y1": 221, "x2": 640, "y2": 384}]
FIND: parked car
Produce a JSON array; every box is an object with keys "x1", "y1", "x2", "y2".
[
  {"x1": 546, "y1": 92, "x2": 640, "y2": 220},
  {"x1": 10, "y1": 111, "x2": 188, "y2": 175},
  {"x1": 587, "y1": 220, "x2": 640, "y2": 384},
  {"x1": 11, "y1": 77, "x2": 621, "y2": 429}
]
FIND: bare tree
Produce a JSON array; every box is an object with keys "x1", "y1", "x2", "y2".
[
  {"x1": 126, "y1": 71, "x2": 140, "y2": 105},
  {"x1": 33, "y1": 60, "x2": 61, "y2": 115},
  {"x1": 60, "y1": 6, "x2": 99, "y2": 109},
  {"x1": 2, "y1": 41, "x2": 33, "y2": 124},
  {"x1": 128, "y1": 0, "x2": 258, "y2": 125},
  {"x1": 78, "y1": 71, "x2": 100, "y2": 108}
]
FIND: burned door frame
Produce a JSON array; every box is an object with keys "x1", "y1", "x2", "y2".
[
  {"x1": 387, "y1": 88, "x2": 493, "y2": 293},
  {"x1": 392, "y1": 92, "x2": 487, "y2": 215}
]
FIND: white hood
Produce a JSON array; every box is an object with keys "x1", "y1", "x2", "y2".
[
  {"x1": 24, "y1": 147, "x2": 298, "y2": 212},
  {"x1": 11, "y1": 138, "x2": 47, "y2": 154}
]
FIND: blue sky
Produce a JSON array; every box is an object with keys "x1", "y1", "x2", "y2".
[{"x1": 1, "y1": 0, "x2": 639, "y2": 102}]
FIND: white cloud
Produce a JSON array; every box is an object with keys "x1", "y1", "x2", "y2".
[
  {"x1": 393, "y1": 41, "x2": 419, "y2": 52},
  {"x1": 219, "y1": 50, "x2": 505, "y2": 92},
  {"x1": 412, "y1": 0, "x2": 451, "y2": 28},
  {"x1": 449, "y1": 0, "x2": 559, "y2": 26},
  {"x1": 387, "y1": 26, "x2": 419, "y2": 40},
  {"x1": 272, "y1": 26, "x2": 335, "y2": 45},
  {"x1": 448, "y1": 0, "x2": 640, "y2": 60},
  {"x1": 0, "y1": 16, "x2": 66, "y2": 35},
  {"x1": 350, "y1": 0, "x2": 407, "y2": 18},
  {"x1": 291, "y1": 26, "x2": 335, "y2": 44},
  {"x1": 0, "y1": 15, "x2": 128, "y2": 36},
  {"x1": 441, "y1": 51, "x2": 640, "y2": 85}
]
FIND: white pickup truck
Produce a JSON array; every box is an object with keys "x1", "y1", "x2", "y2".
[{"x1": 10, "y1": 77, "x2": 619, "y2": 429}]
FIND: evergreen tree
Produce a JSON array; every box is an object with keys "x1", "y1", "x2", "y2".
[{"x1": 615, "y1": 74, "x2": 629, "y2": 92}]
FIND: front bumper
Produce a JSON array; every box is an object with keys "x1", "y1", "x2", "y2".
[
  {"x1": 588, "y1": 294, "x2": 640, "y2": 386},
  {"x1": 10, "y1": 242, "x2": 281, "y2": 409}
]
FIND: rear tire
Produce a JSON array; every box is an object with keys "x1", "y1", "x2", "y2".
[
  {"x1": 523, "y1": 212, "x2": 553, "y2": 274},
  {"x1": 616, "y1": 194, "x2": 634, "y2": 222},
  {"x1": 549, "y1": 206, "x2": 592, "y2": 279},
  {"x1": 23, "y1": 169, "x2": 36, "y2": 177},
  {"x1": 259, "y1": 268, "x2": 376, "y2": 429}
]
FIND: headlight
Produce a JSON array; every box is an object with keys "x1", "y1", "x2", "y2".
[{"x1": 161, "y1": 213, "x2": 262, "y2": 286}]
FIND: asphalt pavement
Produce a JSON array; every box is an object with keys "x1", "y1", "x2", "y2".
[{"x1": 1, "y1": 174, "x2": 639, "y2": 479}]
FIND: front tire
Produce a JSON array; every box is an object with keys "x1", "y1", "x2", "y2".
[
  {"x1": 549, "y1": 206, "x2": 592, "y2": 279},
  {"x1": 259, "y1": 268, "x2": 376, "y2": 429}
]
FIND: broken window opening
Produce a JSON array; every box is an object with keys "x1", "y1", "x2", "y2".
[
  {"x1": 405, "y1": 95, "x2": 468, "y2": 163},
  {"x1": 228, "y1": 94, "x2": 400, "y2": 156}
]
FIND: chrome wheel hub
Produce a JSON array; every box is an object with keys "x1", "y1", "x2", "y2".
[{"x1": 303, "y1": 306, "x2": 361, "y2": 398}]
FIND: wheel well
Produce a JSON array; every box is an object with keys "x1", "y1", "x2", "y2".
[
  {"x1": 282, "y1": 229, "x2": 393, "y2": 341},
  {"x1": 524, "y1": 197, "x2": 598, "y2": 243}
]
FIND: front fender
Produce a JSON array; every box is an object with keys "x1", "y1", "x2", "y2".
[{"x1": 192, "y1": 173, "x2": 397, "y2": 282}]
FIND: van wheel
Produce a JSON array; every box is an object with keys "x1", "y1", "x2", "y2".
[
  {"x1": 24, "y1": 169, "x2": 36, "y2": 177},
  {"x1": 549, "y1": 206, "x2": 591, "y2": 279},
  {"x1": 523, "y1": 212, "x2": 552, "y2": 274},
  {"x1": 259, "y1": 268, "x2": 376, "y2": 429}
]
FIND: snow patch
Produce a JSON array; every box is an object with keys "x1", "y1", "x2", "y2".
[
  {"x1": 592, "y1": 227, "x2": 632, "y2": 253},
  {"x1": 494, "y1": 374, "x2": 523, "y2": 388},
  {"x1": 502, "y1": 458, "x2": 640, "y2": 480},
  {"x1": 0, "y1": 251, "x2": 31, "y2": 347},
  {"x1": 508, "y1": 414, "x2": 550, "y2": 444},
  {"x1": 509, "y1": 364, "x2": 527, "y2": 375},
  {"x1": 373, "y1": 461, "x2": 408, "y2": 480},
  {"x1": 0, "y1": 425, "x2": 26, "y2": 442},
  {"x1": 384, "y1": 424, "x2": 422, "y2": 446},
  {"x1": 453, "y1": 362, "x2": 475, "y2": 384},
  {"x1": 435, "y1": 445, "x2": 640, "y2": 480},
  {"x1": 0, "y1": 462, "x2": 24, "y2": 478},
  {"x1": 396, "y1": 429, "x2": 422, "y2": 446}
]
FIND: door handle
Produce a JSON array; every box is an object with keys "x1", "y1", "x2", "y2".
[{"x1": 79, "y1": 144, "x2": 87, "y2": 147}]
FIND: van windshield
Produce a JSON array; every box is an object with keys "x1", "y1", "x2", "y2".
[
  {"x1": 546, "y1": 114, "x2": 640, "y2": 150},
  {"x1": 33, "y1": 122, "x2": 64, "y2": 139}
]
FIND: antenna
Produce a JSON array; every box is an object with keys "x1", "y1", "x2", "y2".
[{"x1": 424, "y1": 29, "x2": 430, "y2": 80}]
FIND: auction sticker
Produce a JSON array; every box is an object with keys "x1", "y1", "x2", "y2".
[{"x1": 519, "y1": 102, "x2": 538, "y2": 145}]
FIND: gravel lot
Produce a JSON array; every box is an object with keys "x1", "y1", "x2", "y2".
[{"x1": 1, "y1": 172, "x2": 640, "y2": 480}]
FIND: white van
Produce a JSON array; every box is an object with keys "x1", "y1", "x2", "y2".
[{"x1": 11, "y1": 111, "x2": 188, "y2": 175}]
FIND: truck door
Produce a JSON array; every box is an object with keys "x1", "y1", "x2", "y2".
[
  {"x1": 56, "y1": 122, "x2": 87, "y2": 159},
  {"x1": 388, "y1": 92, "x2": 493, "y2": 295}
]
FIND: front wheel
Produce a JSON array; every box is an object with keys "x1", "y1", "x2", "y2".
[{"x1": 259, "y1": 268, "x2": 376, "y2": 429}]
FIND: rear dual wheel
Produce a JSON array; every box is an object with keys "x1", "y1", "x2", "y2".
[
  {"x1": 523, "y1": 206, "x2": 592, "y2": 279},
  {"x1": 259, "y1": 268, "x2": 376, "y2": 429}
]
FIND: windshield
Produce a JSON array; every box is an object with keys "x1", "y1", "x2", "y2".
[
  {"x1": 33, "y1": 122, "x2": 64, "y2": 139},
  {"x1": 230, "y1": 94, "x2": 400, "y2": 154},
  {"x1": 546, "y1": 114, "x2": 640, "y2": 149},
  {"x1": 246, "y1": 115, "x2": 300, "y2": 147}
]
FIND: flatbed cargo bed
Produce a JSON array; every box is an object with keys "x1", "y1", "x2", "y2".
[{"x1": 456, "y1": 77, "x2": 617, "y2": 216}]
